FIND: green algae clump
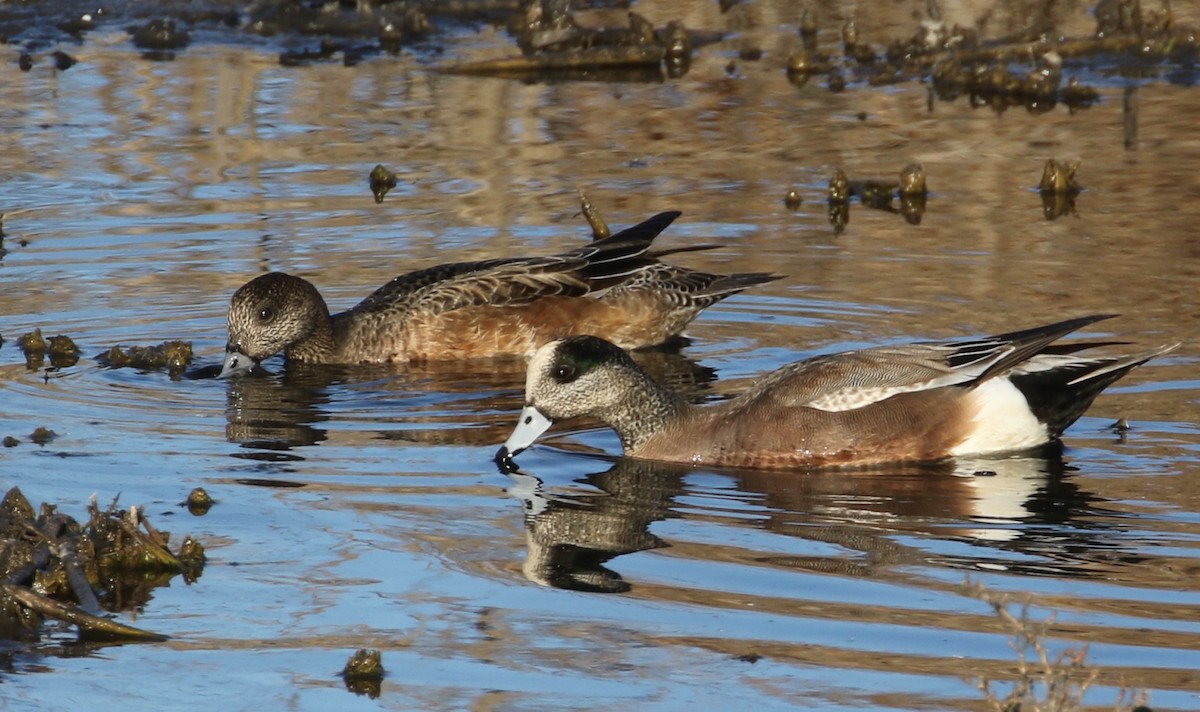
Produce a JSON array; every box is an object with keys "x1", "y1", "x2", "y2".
[
  {"x1": 342, "y1": 648, "x2": 385, "y2": 698},
  {"x1": 97, "y1": 341, "x2": 193, "y2": 377}
]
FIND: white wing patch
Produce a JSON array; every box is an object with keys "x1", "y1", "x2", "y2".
[
  {"x1": 805, "y1": 371, "x2": 975, "y2": 412},
  {"x1": 807, "y1": 384, "x2": 926, "y2": 412}
]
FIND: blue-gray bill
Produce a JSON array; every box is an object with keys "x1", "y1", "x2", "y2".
[
  {"x1": 497, "y1": 405, "x2": 554, "y2": 462},
  {"x1": 218, "y1": 349, "x2": 255, "y2": 378}
]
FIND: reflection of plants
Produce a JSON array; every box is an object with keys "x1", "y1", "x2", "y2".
[{"x1": 963, "y1": 581, "x2": 1150, "y2": 712}]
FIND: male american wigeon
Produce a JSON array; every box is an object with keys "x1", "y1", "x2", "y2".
[
  {"x1": 498, "y1": 315, "x2": 1178, "y2": 469},
  {"x1": 219, "y1": 211, "x2": 778, "y2": 375}
]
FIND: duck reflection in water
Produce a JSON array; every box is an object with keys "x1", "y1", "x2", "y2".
[
  {"x1": 501, "y1": 455, "x2": 686, "y2": 593},
  {"x1": 221, "y1": 348, "x2": 719, "y2": 458},
  {"x1": 497, "y1": 444, "x2": 1140, "y2": 593}
]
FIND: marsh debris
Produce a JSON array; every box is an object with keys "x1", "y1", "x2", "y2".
[
  {"x1": 1039, "y1": 159, "x2": 1081, "y2": 220},
  {"x1": 785, "y1": 47, "x2": 833, "y2": 87},
  {"x1": 29, "y1": 427, "x2": 57, "y2": 445},
  {"x1": 1, "y1": 0, "x2": 1193, "y2": 105},
  {"x1": 56, "y1": 11, "x2": 98, "y2": 37},
  {"x1": 0, "y1": 213, "x2": 28, "y2": 256},
  {"x1": 826, "y1": 164, "x2": 929, "y2": 233},
  {"x1": 129, "y1": 18, "x2": 191, "y2": 59},
  {"x1": 16, "y1": 329, "x2": 46, "y2": 356},
  {"x1": 578, "y1": 189, "x2": 609, "y2": 239},
  {"x1": 249, "y1": 0, "x2": 432, "y2": 49},
  {"x1": 899, "y1": 163, "x2": 928, "y2": 197},
  {"x1": 96, "y1": 340, "x2": 193, "y2": 377},
  {"x1": 52, "y1": 50, "x2": 76, "y2": 71},
  {"x1": 1062, "y1": 77, "x2": 1101, "y2": 112},
  {"x1": 1111, "y1": 416, "x2": 1132, "y2": 443},
  {"x1": 343, "y1": 648, "x2": 384, "y2": 698},
  {"x1": 785, "y1": 5, "x2": 828, "y2": 86},
  {"x1": 48, "y1": 335, "x2": 80, "y2": 363},
  {"x1": 661, "y1": 20, "x2": 691, "y2": 78},
  {"x1": 278, "y1": 38, "x2": 384, "y2": 67},
  {"x1": 368, "y1": 164, "x2": 398, "y2": 204},
  {"x1": 798, "y1": 6, "x2": 818, "y2": 47},
  {"x1": 177, "y1": 535, "x2": 206, "y2": 583},
  {"x1": 0, "y1": 487, "x2": 203, "y2": 644},
  {"x1": 250, "y1": 0, "x2": 434, "y2": 65},
  {"x1": 445, "y1": 4, "x2": 702, "y2": 81},
  {"x1": 0, "y1": 422, "x2": 55, "y2": 444},
  {"x1": 1039, "y1": 159, "x2": 1081, "y2": 194},
  {"x1": 445, "y1": 44, "x2": 669, "y2": 80},
  {"x1": 184, "y1": 487, "x2": 214, "y2": 515},
  {"x1": 513, "y1": 4, "x2": 655, "y2": 55},
  {"x1": 827, "y1": 168, "x2": 851, "y2": 235},
  {"x1": 828, "y1": 168, "x2": 851, "y2": 203},
  {"x1": 929, "y1": 50, "x2": 1097, "y2": 114},
  {"x1": 784, "y1": 189, "x2": 802, "y2": 211},
  {"x1": 825, "y1": 69, "x2": 846, "y2": 92},
  {"x1": 842, "y1": 20, "x2": 876, "y2": 65},
  {"x1": 17, "y1": 329, "x2": 80, "y2": 369},
  {"x1": 786, "y1": 0, "x2": 1190, "y2": 111},
  {"x1": 1041, "y1": 190, "x2": 1078, "y2": 220}
]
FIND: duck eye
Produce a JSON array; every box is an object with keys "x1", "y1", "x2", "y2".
[
  {"x1": 552, "y1": 364, "x2": 578, "y2": 383},
  {"x1": 258, "y1": 307, "x2": 274, "y2": 322}
]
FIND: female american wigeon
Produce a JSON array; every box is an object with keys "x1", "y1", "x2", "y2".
[
  {"x1": 498, "y1": 315, "x2": 1177, "y2": 469},
  {"x1": 219, "y1": 211, "x2": 778, "y2": 375}
]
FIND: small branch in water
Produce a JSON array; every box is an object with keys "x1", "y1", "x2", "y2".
[{"x1": 1, "y1": 583, "x2": 168, "y2": 642}]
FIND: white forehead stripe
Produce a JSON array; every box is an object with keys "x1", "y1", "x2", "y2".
[{"x1": 526, "y1": 340, "x2": 562, "y2": 394}]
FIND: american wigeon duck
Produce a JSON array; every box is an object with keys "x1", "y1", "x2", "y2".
[
  {"x1": 219, "y1": 211, "x2": 778, "y2": 375},
  {"x1": 498, "y1": 315, "x2": 1178, "y2": 469}
]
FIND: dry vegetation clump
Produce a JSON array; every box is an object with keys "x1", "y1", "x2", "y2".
[{"x1": 964, "y1": 580, "x2": 1151, "y2": 712}]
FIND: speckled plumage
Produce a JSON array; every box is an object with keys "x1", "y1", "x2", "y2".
[
  {"x1": 220, "y1": 211, "x2": 779, "y2": 372},
  {"x1": 501, "y1": 316, "x2": 1177, "y2": 470}
]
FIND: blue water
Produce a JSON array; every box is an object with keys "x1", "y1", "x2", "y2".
[{"x1": 2, "y1": 8, "x2": 1200, "y2": 710}]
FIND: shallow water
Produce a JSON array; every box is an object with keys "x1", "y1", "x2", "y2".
[{"x1": 2, "y1": 1, "x2": 1200, "y2": 709}]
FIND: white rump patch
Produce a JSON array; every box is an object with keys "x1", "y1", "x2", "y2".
[{"x1": 950, "y1": 378, "x2": 1048, "y2": 456}]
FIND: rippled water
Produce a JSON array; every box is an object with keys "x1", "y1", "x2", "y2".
[{"x1": 2, "y1": 1, "x2": 1200, "y2": 710}]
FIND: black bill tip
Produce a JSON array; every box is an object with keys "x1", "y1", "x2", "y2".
[{"x1": 494, "y1": 446, "x2": 520, "y2": 472}]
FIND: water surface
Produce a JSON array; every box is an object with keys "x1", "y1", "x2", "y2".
[{"x1": 2, "y1": 2, "x2": 1199, "y2": 709}]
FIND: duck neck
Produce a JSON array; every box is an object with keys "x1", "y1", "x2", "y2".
[
  {"x1": 285, "y1": 306, "x2": 339, "y2": 364},
  {"x1": 599, "y1": 370, "x2": 691, "y2": 454}
]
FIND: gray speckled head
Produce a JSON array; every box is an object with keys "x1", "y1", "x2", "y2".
[
  {"x1": 223, "y1": 272, "x2": 333, "y2": 372},
  {"x1": 525, "y1": 336, "x2": 633, "y2": 419},
  {"x1": 498, "y1": 336, "x2": 631, "y2": 458},
  {"x1": 498, "y1": 335, "x2": 686, "y2": 459}
]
